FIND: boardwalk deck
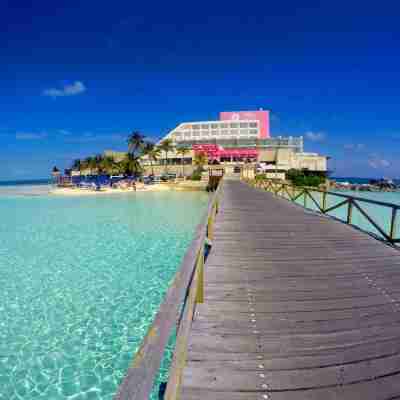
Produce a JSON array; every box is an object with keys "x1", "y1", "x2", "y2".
[{"x1": 180, "y1": 180, "x2": 400, "y2": 400}]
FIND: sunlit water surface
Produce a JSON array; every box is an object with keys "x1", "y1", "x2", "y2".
[{"x1": 0, "y1": 186, "x2": 208, "y2": 400}]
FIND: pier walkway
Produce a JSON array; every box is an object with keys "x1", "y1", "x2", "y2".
[{"x1": 180, "y1": 180, "x2": 400, "y2": 399}]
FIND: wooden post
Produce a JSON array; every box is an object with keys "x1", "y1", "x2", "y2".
[
  {"x1": 347, "y1": 200, "x2": 353, "y2": 224},
  {"x1": 322, "y1": 191, "x2": 327, "y2": 213},
  {"x1": 207, "y1": 214, "x2": 214, "y2": 241},
  {"x1": 196, "y1": 249, "x2": 204, "y2": 304},
  {"x1": 390, "y1": 207, "x2": 398, "y2": 242}
]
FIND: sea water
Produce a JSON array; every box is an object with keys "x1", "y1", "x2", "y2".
[{"x1": 0, "y1": 187, "x2": 209, "y2": 399}]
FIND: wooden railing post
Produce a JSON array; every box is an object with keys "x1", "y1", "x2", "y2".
[
  {"x1": 347, "y1": 199, "x2": 353, "y2": 224},
  {"x1": 322, "y1": 191, "x2": 327, "y2": 213},
  {"x1": 196, "y1": 248, "x2": 204, "y2": 304},
  {"x1": 207, "y1": 214, "x2": 214, "y2": 241},
  {"x1": 390, "y1": 207, "x2": 398, "y2": 242}
]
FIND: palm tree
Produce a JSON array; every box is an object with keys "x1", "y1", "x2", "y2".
[
  {"x1": 99, "y1": 156, "x2": 118, "y2": 175},
  {"x1": 94, "y1": 154, "x2": 106, "y2": 175},
  {"x1": 193, "y1": 151, "x2": 208, "y2": 171},
  {"x1": 143, "y1": 142, "x2": 161, "y2": 176},
  {"x1": 71, "y1": 159, "x2": 82, "y2": 174},
  {"x1": 159, "y1": 139, "x2": 174, "y2": 174},
  {"x1": 177, "y1": 147, "x2": 190, "y2": 178},
  {"x1": 121, "y1": 153, "x2": 142, "y2": 177},
  {"x1": 83, "y1": 156, "x2": 97, "y2": 175},
  {"x1": 51, "y1": 166, "x2": 61, "y2": 183},
  {"x1": 127, "y1": 131, "x2": 145, "y2": 157}
]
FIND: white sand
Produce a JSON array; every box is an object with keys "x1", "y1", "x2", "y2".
[{"x1": 50, "y1": 184, "x2": 172, "y2": 196}]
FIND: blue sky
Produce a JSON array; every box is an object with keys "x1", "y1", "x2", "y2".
[{"x1": 1, "y1": 0, "x2": 400, "y2": 180}]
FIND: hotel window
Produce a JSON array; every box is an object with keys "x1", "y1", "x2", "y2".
[
  {"x1": 249, "y1": 129, "x2": 258, "y2": 135},
  {"x1": 221, "y1": 130, "x2": 230, "y2": 136},
  {"x1": 192, "y1": 131, "x2": 200, "y2": 137},
  {"x1": 201, "y1": 124, "x2": 210, "y2": 129},
  {"x1": 230, "y1": 123, "x2": 239, "y2": 129},
  {"x1": 239, "y1": 130, "x2": 249, "y2": 135},
  {"x1": 211, "y1": 124, "x2": 219, "y2": 129},
  {"x1": 201, "y1": 131, "x2": 209, "y2": 136},
  {"x1": 192, "y1": 125, "x2": 200, "y2": 130},
  {"x1": 230, "y1": 130, "x2": 239, "y2": 136},
  {"x1": 249, "y1": 122, "x2": 257, "y2": 128},
  {"x1": 239, "y1": 123, "x2": 248, "y2": 128}
]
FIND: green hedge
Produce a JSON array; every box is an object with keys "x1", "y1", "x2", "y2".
[
  {"x1": 286, "y1": 169, "x2": 325, "y2": 187},
  {"x1": 190, "y1": 169, "x2": 202, "y2": 181}
]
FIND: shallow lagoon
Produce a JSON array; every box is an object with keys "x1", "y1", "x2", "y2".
[{"x1": 0, "y1": 189, "x2": 208, "y2": 399}]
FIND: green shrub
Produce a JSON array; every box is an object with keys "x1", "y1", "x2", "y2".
[
  {"x1": 286, "y1": 169, "x2": 325, "y2": 187},
  {"x1": 255, "y1": 173, "x2": 267, "y2": 181},
  {"x1": 190, "y1": 170, "x2": 202, "y2": 181}
]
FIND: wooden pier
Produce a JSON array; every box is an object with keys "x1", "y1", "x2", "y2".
[
  {"x1": 116, "y1": 179, "x2": 400, "y2": 400},
  {"x1": 180, "y1": 180, "x2": 400, "y2": 399}
]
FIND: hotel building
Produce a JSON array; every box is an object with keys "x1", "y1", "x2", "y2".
[{"x1": 141, "y1": 110, "x2": 327, "y2": 176}]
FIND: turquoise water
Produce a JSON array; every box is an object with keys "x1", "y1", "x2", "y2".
[{"x1": 0, "y1": 188, "x2": 208, "y2": 400}]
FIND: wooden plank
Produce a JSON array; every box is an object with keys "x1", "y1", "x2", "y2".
[
  {"x1": 181, "y1": 370, "x2": 400, "y2": 399},
  {"x1": 186, "y1": 336, "x2": 400, "y2": 368},
  {"x1": 183, "y1": 351, "x2": 400, "y2": 390},
  {"x1": 179, "y1": 181, "x2": 400, "y2": 400}
]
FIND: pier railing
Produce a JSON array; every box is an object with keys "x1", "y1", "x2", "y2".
[
  {"x1": 114, "y1": 179, "x2": 222, "y2": 400},
  {"x1": 246, "y1": 178, "x2": 400, "y2": 244}
]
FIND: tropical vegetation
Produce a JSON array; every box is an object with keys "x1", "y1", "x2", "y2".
[
  {"x1": 193, "y1": 152, "x2": 207, "y2": 170},
  {"x1": 158, "y1": 139, "x2": 175, "y2": 174},
  {"x1": 189, "y1": 151, "x2": 208, "y2": 181},
  {"x1": 127, "y1": 131, "x2": 145, "y2": 157},
  {"x1": 286, "y1": 169, "x2": 326, "y2": 187},
  {"x1": 176, "y1": 147, "x2": 190, "y2": 177},
  {"x1": 70, "y1": 131, "x2": 151, "y2": 177},
  {"x1": 143, "y1": 142, "x2": 161, "y2": 176}
]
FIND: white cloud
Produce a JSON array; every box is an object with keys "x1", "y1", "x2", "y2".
[
  {"x1": 58, "y1": 129, "x2": 72, "y2": 135},
  {"x1": 368, "y1": 157, "x2": 390, "y2": 169},
  {"x1": 305, "y1": 131, "x2": 326, "y2": 142},
  {"x1": 344, "y1": 143, "x2": 365, "y2": 151},
  {"x1": 42, "y1": 81, "x2": 86, "y2": 98},
  {"x1": 16, "y1": 132, "x2": 47, "y2": 140}
]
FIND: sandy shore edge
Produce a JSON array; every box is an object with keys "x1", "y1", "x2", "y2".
[{"x1": 50, "y1": 182, "x2": 207, "y2": 196}]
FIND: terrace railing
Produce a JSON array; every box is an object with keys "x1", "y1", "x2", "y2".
[
  {"x1": 114, "y1": 179, "x2": 222, "y2": 400},
  {"x1": 246, "y1": 178, "x2": 400, "y2": 245}
]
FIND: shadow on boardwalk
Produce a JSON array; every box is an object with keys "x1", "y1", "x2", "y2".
[{"x1": 181, "y1": 180, "x2": 400, "y2": 400}]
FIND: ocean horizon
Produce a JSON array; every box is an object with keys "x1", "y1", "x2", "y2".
[
  {"x1": 0, "y1": 178, "x2": 51, "y2": 186},
  {"x1": 1, "y1": 176, "x2": 398, "y2": 187}
]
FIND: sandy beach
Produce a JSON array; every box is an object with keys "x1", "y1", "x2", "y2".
[{"x1": 50, "y1": 181, "x2": 207, "y2": 196}]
